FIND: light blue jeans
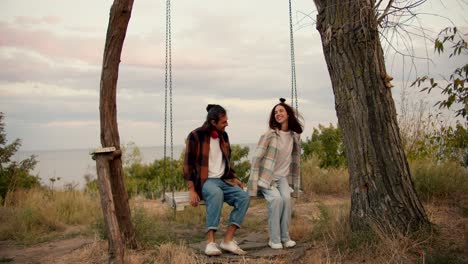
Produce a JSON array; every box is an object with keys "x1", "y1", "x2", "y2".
[
  {"x1": 260, "y1": 176, "x2": 292, "y2": 244},
  {"x1": 202, "y1": 178, "x2": 250, "y2": 232}
]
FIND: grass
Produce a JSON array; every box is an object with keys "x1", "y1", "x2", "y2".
[
  {"x1": 0, "y1": 188, "x2": 101, "y2": 244},
  {"x1": 1, "y1": 157, "x2": 467, "y2": 263},
  {"x1": 410, "y1": 159, "x2": 468, "y2": 201},
  {"x1": 301, "y1": 156, "x2": 349, "y2": 197}
]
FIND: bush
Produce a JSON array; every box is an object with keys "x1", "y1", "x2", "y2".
[
  {"x1": 0, "y1": 113, "x2": 40, "y2": 201},
  {"x1": 302, "y1": 123, "x2": 347, "y2": 168},
  {"x1": 230, "y1": 144, "x2": 251, "y2": 184}
]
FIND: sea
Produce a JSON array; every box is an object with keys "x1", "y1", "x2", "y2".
[{"x1": 14, "y1": 144, "x2": 256, "y2": 189}]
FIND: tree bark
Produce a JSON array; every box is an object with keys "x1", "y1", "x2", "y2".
[
  {"x1": 94, "y1": 151, "x2": 124, "y2": 264},
  {"x1": 99, "y1": 0, "x2": 137, "y2": 248},
  {"x1": 313, "y1": 0, "x2": 429, "y2": 233}
]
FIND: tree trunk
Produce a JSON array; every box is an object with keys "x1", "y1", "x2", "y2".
[
  {"x1": 99, "y1": 0, "x2": 137, "y2": 248},
  {"x1": 94, "y1": 150, "x2": 124, "y2": 264},
  {"x1": 313, "y1": 0, "x2": 429, "y2": 233}
]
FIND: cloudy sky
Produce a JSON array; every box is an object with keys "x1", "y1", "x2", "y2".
[{"x1": 1, "y1": 0, "x2": 466, "y2": 151}]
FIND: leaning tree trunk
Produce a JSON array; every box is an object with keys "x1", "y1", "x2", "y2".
[
  {"x1": 99, "y1": 0, "x2": 137, "y2": 248},
  {"x1": 313, "y1": 0, "x2": 429, "y2": 233}
]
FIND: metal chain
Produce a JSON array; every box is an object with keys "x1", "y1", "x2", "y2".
[
  {"x1": 163, "y1": 0, "x2": 172, "y2": 201},
  {"x1": 288, "y1": 0, "x2": 301, "y2": 200},
  {"x1": 288, "y1": 0, "x2": 298, "y2": 111},
  {"x1": 168, "y1": 0, "x2": 175, "y2": 202}
]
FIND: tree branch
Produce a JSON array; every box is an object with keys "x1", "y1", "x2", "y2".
[{"x1": 377, "y1": 0, "x2": 395, "y2": 25}]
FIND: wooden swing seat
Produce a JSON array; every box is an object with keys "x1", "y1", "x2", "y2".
[
  {"x1": 164, "y1": 189, "x2": 302, "y2": 211},
  {"x1": 164, "y1": 189, "x2": 263, "y2": 211}
]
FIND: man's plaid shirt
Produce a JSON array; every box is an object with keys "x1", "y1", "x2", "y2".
[{"x1": 183, "y1": 125, "x2": 237, "y2": 199}]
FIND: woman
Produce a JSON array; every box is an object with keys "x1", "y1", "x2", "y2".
[{"x1": 248, "y1": 98, "x2": 303, "y2": 249}]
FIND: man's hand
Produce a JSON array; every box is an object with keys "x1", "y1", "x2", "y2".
[
  {"x1": 189, "y1": 189, "x2": 200, "y2": 207},
  {"x1": 225, "y1": 178, "x2": 244, "y2": 189}
]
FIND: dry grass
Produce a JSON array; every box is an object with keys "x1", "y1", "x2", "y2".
[
  {"x1": 0, "y1": 188, "x2": 100, "y2": 244},
  {"x1": 301, "y1": 156, "x2": 349, "y2": 199},
  {"x1": 410, "y1": 159, "x2": 468, "y2": 201},
  {"x1": 1, "y1": 158, "x2": 467, "y2": 263}
]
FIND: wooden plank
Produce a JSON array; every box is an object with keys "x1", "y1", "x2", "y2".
[
  {"x1": 90, "y1": 146, "x2": 116, "y2": 155},
  {"x1": 164, "y1": 192, "x2": 204, "y2": 211}
]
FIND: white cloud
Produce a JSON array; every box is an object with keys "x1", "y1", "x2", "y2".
[
  {"x1": 1, "y1": 0, "x2": 466, "y2": 152},
  {"x1": 0, "y1": 82, "x2": 97, "y2": 98},
  {"x1": 42, "y1": 120, "x2": 99, "y2": 128}
]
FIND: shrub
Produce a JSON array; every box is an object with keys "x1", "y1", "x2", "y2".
[
  {"x1": 302, "y1": 123, "x2": 347, "y2": 168},
  {"x1": 0, "y1": 113, "x2": 40, "y2": 201}
]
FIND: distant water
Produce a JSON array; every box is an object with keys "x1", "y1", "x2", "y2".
[{"x1": 14, "y1": 144, "x2": 256, "y2": 189}]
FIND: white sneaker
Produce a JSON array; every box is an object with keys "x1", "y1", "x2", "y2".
[
  {"x1": 220, "y1": 240, "x2": 247, "y2": 255},
  {"x1": 283, "y1": 240, "x2": 296, "y2": 248},
  {"x1": 268, "y1": 241, "x2": 283, "y2": 249},
  {"x1": 205, "y1": 242, "x2": 222, "y2": 256}
]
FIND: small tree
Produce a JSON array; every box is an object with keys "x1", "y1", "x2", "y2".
[
  {"x1": 302, "y1": 123, "x2": 347, "y2": 168},
  {"x1": 0, "y1": 112, "x2": 40, "y2": 202},
  {"x1": 411, "y1": 27, "x2": 467, "y2": 166},
  {"x1": 230, "y1": 144, "x2": 251, "y2": 184},
  {"x1": 412, "y1": 27, "x2": 467, "y2": 120}
]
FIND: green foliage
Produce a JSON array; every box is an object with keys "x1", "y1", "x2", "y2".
[
  {"x1": 409, "y1": 27, "x2": 467, "y2": 166},
  {"x1": 412, "y1": 27, "x2": 467, "y2": 119},
  {"x1": 302, "y1": 123, "x2": 347, "y2": 168},
  {"x1": 88, "y1": 143, "x2": 252, "y2": 197},
  {"x1": 124, "y1": 157, "x2": 185, "y2": 198},
  {"x1": 0, "y1": 112, "x2": 40, "y2": 200},
  {"x1": 401, "y1": 112, "x2": 467, "y2": 166},
  {"x1": 230, "y1": 144, "x2": 251, "y2": 184}
]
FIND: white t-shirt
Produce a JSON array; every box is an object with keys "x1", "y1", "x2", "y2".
[
  {"x1": 273, "y1": 130, "x2": 293, "y2": 179},
  {"x1": 208, "y1": 137, "x2": 226, "y2": 178}
]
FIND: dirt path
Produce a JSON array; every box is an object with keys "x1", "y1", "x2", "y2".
[
  {"x1": 0, "y1": 196, "x2": 348, "y2": 263},
  {"x1": 0, "y1": 237, "x2": 95, "y2": 263}
]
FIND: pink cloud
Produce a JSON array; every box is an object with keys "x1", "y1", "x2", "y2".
[
  {"x1": 0, "y1": 19, "x2": 247, "y2": 71},
  {"x1": 0, "y1": 21, "x2": 103, "y2": 64},
  {"x1": 15, "y1": 16, "x2": 62, "y2": 26},
  {"x1": 0, "y1": 21, "x2": 166, "y2": 67}
]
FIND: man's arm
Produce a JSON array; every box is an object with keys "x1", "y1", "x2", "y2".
[
  {"x1": 224, "y1": 133, "x2": 244, "y2": 189},
  {"x1": 183, "y1": 132, "x2": 200, "y2": 206},
  {"x1": 187, "y1": 181, "x2": 200, "y2": 207}
]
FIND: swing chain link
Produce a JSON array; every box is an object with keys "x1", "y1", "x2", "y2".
[
  {"x1": 164, "y1": 0, "x2": 174, "y2": 201},
  {"x1": 288, "y1": 0, "x2": 298, "y2": 111}
]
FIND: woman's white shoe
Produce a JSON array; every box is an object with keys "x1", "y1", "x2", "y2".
[
  {"x1": 283, "y1": 240, "x2": 296, "y2": 248},
  {"x1": 268, "y1": 241, "x2": 283, "y2": 249}
]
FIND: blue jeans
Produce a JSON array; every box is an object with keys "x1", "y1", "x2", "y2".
[
  {"x1": 260, "y1": 176, "x2": 292, "y2": 244},
  {"x1": 202, "y1": 178, "x2": 250, "y2": 232}
]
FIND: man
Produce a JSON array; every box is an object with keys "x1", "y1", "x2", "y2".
[{"x1": 183, "y1": 104, "x2": 250, "y2": 256}]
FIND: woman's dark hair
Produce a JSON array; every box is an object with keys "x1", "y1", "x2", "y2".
[
  {"x1": 269, "y1": 98, "x2": 303, "y2": 134},
  {"x1": 204, "y1": 104, "x2": 226, "y2": 127}
]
